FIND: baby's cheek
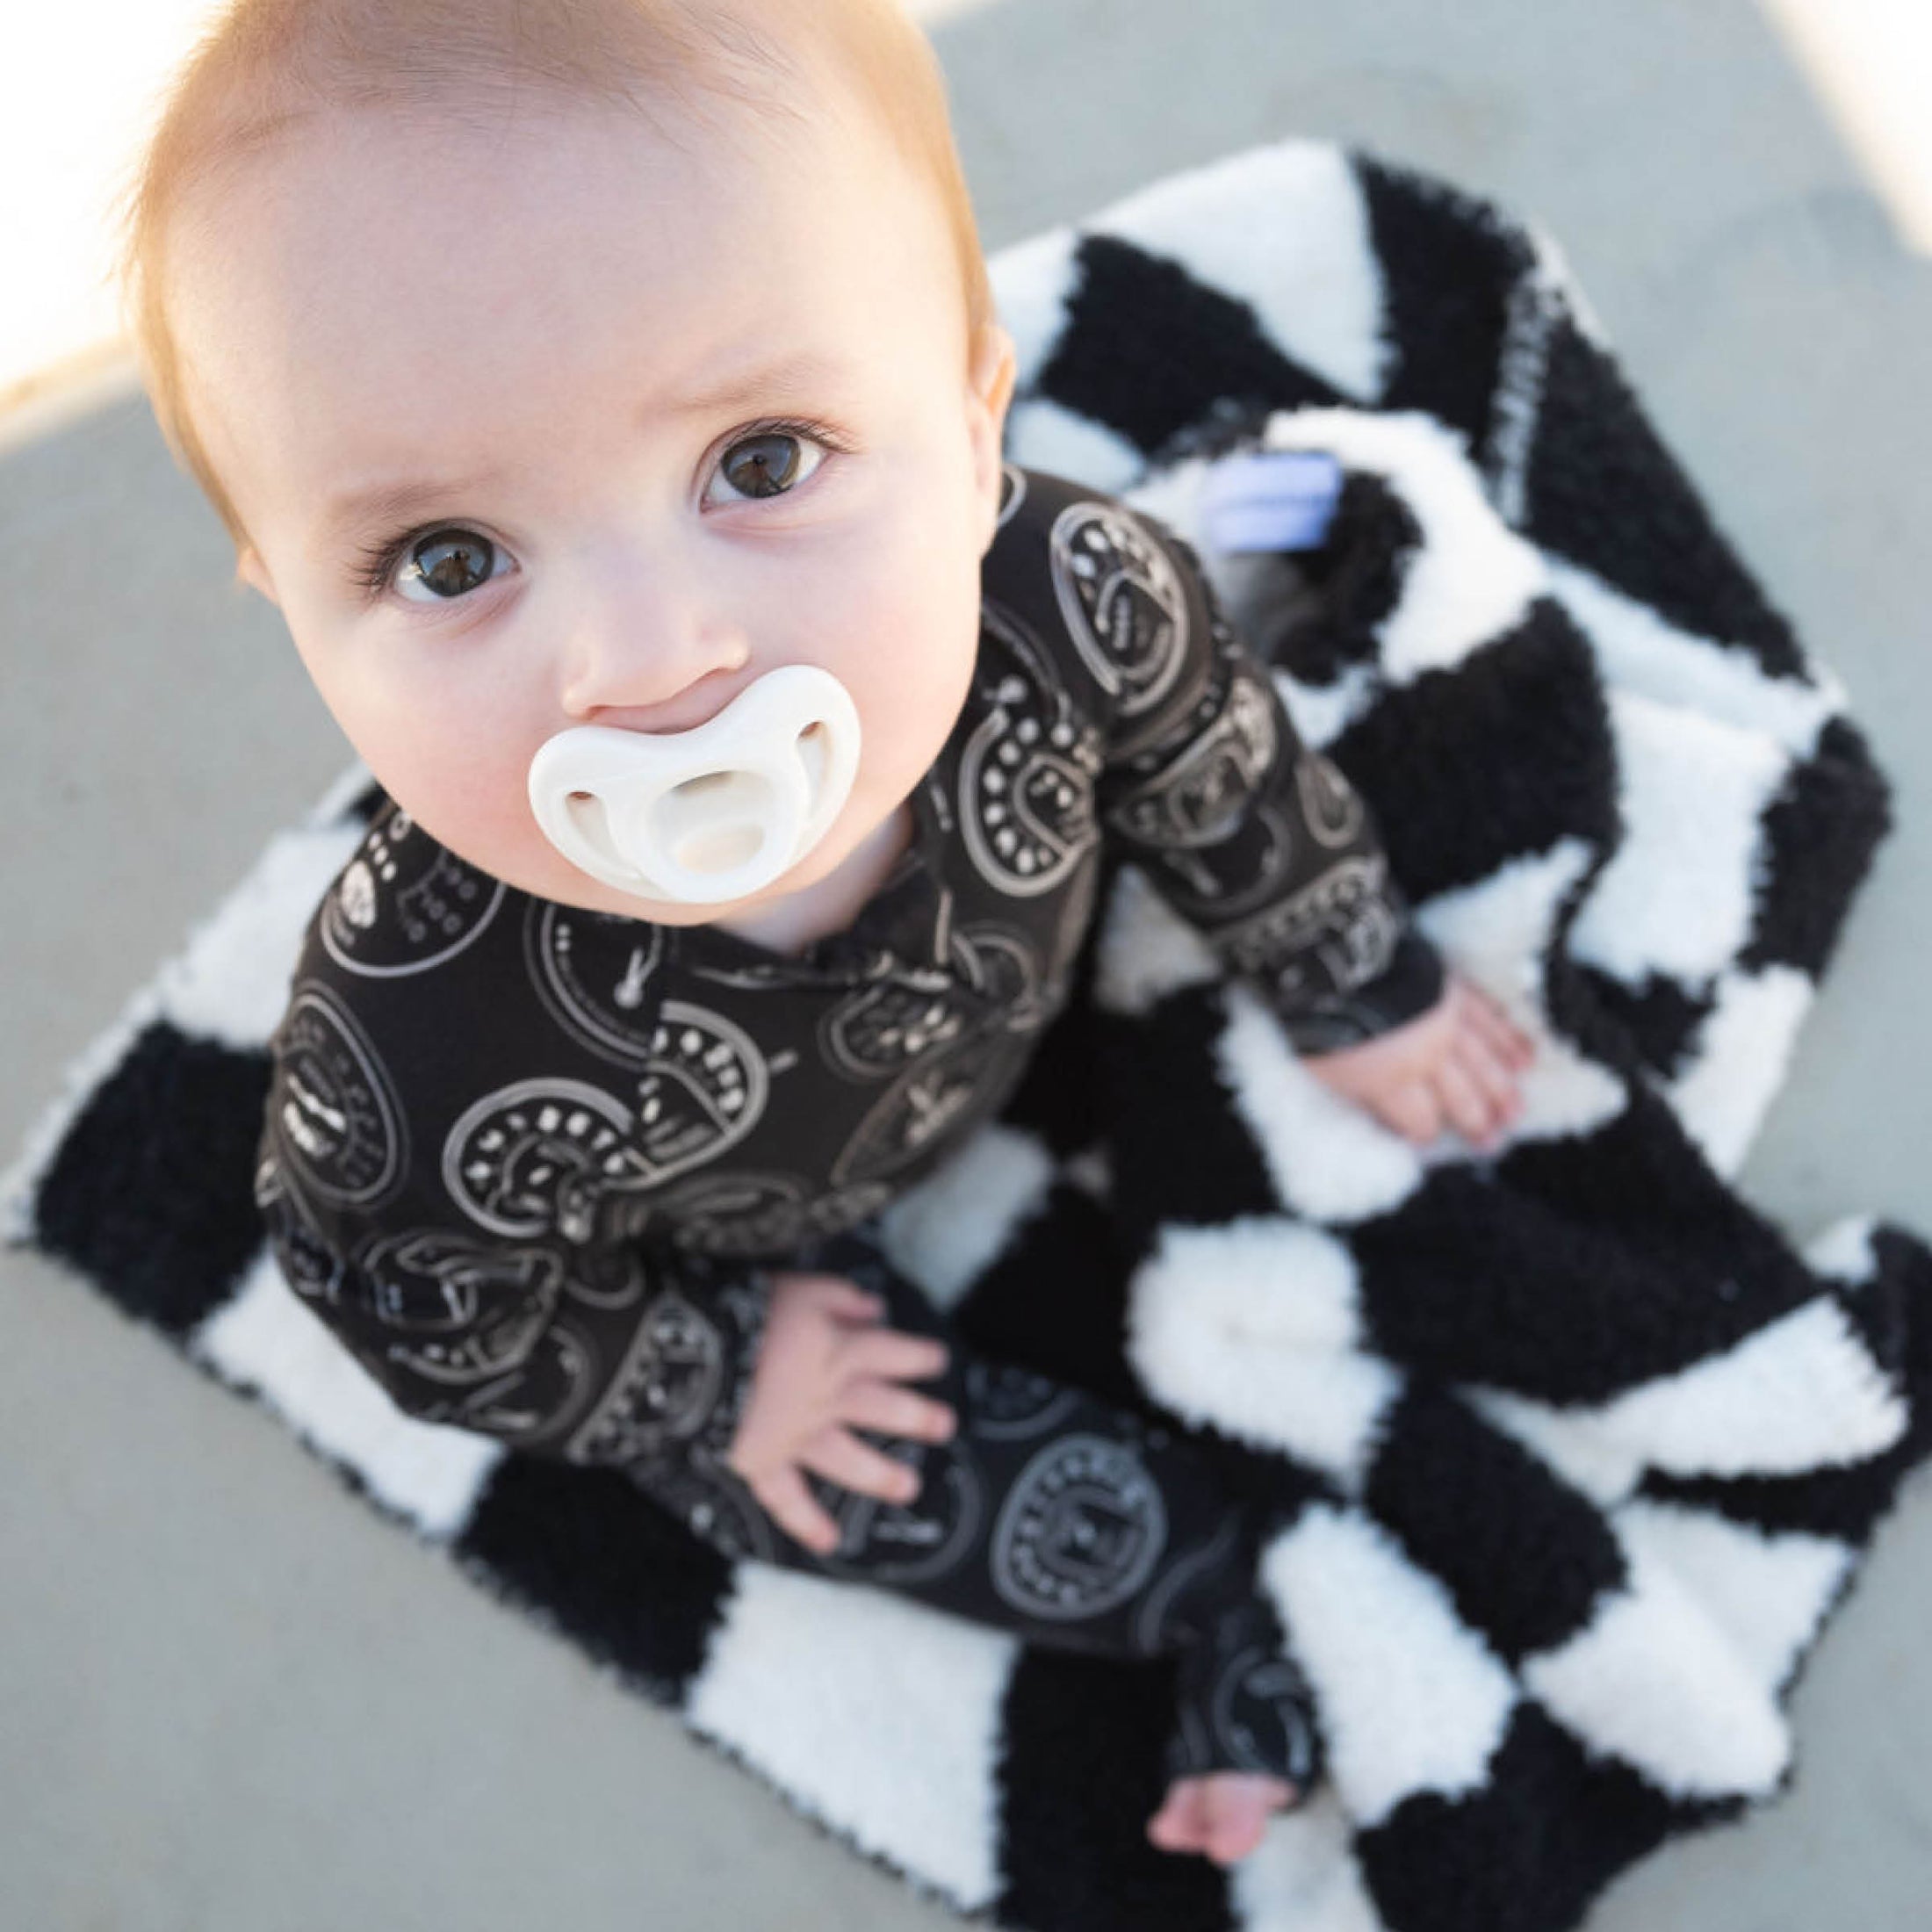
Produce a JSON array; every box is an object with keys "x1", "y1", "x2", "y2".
[{"x1": 851, "y1": 568, "x2": 979, "y2": 771}]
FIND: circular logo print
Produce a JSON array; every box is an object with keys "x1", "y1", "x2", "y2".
[
  {"x1": 965, "y1": 1360, "x2": 1083, "y2": 1440},
  {"x1": 319, "y1": 805, "x2": 505, "y2": 977},
  {"x1": 990, "y1": 1432, "x2": 1169, "y2": 1623},
  {"x1": 270, "y1": 982, "x2": 408, "y2": 1208},
  {"x1": 1210, "y1": 1644, "x2": 1321, "y2": 1783},
  {"x1": 644, "y1": 1456, "x2": 785, "y2": 1564}
]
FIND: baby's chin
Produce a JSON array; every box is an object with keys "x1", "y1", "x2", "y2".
[{"x1": 487, "y1": 790, "x2": 912, "y2": 926}]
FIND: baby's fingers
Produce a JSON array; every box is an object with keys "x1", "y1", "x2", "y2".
[
  {"x1": 844, "y1": 1324, "x2": 951, "y2": 1387},
  {"x1": 840, "y1": 1376, "x2": 958, "y2": 1445},
  {"x1": 757, "y1": 1463, "x2": 846, "y2": 1556},
  {"x1": 1373, "y1": 1076, "x2": 1444, "y2": 1145},
  {"x1": 801, "y1": 1425, "x2": 924, "y2": 1507},
  {"x1": 1455, "y1": 977, "x2": 1536, "y2": 1068},
  {"x1": 1454, "y1": 1025, "x2": 1525, "y2": 1130},
  {"x1": 775, "y1": 1270, "x2": 886, "y2": 1323},
  {"x1": 1432, "y1": 1047, "x2": 1511, "y2": 1150}
]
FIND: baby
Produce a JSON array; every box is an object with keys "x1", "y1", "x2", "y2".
[{"x1": 125, "y1": 0, "x2": 1532, "y2": 1868}]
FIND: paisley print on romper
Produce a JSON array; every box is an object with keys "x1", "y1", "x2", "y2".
[
  {"x1": 631, "y1": 1001, "x2": 771, "y2": 1181},
  {"x1": 829, "y1": 1023, "x2": 1038, "y2": 1188},
  {"x1": 524, "y1": 900, "x2": 670, "y2": 1065},
  {"x1": 1048, "y1": 498, "x2": 1193, "y2": 725},
  {"x1": 321, "y1": 804, "x2": 506, "y2": 977},
  {"x1": 1294, "y1": 747, "x2": 1368, "y2": 848},
  {"x1": 819, "y1": 968, "x2": 976, "y2": 1080},
  {"x1": 270, "y1": 983, "x2": 409, "y2": 1210},
  {"x1": 646, "y1": 1171, "x2": 894, "y2": 1257},
  {"x1": 816, "y1": 1435, "x2": 989, "y2": 1584},
  {"x1": 441, "y1": 1077, "x2": 648, "y2": 1244},
  {"x1": 350, "y1": 1225, "x2": 566, "y2": 1389},
  {"x1": 957, "y1": 602, "x2": 1106, "y2": 898},
  {"x1": 1105, "y1": 665, "x2": 1281, "y2": 852},
  {"x1": 1217, "y1": 854, "x2": 1405, "y2": 996},
  {"x1": 252, "y1": 1150, "x2": 345, "y2": 1303},
  {"x1": 948, "y1": 919, "x2": 1054, "y2": 1033},
  {"x1": 562, "y1": 1281, "x2": 732, "y2": 1464}
]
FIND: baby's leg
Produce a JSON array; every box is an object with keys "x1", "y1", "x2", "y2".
[{"x1": 630, "y1": 1227, "x2": 1322, "y2": 1828}]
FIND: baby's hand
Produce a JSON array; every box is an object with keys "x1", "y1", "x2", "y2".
[
  {"x1": 1301, "y1": 971, "x2": 1535, "y2": 1151},
  {"x1": 725, "y1": 1271, "x2": 958, "y2": 1554}
]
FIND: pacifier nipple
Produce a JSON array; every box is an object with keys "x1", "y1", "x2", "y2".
[{"x1": 528, "y1": 664, "x2": 861, "y2": 906}]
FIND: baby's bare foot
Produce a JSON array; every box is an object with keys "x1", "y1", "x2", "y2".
[{"x1": 1146, "y1": 1770, "x2": 1298, "y2": 1865}]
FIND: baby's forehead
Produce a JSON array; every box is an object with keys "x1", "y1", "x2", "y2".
[
  {"x1": 166, "y1": 83, "x2": 970, "y2": 521},
  {"x1": 198, "y1": 68, "x2": 911, "y2": 271},
  {"x1": 136, "y1": 0, "x2": 986, "y2": 554}
]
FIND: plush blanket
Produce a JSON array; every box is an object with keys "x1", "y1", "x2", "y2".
[{"x1": 9, "y1": 139, "x2": 1930, "y2": 1932}]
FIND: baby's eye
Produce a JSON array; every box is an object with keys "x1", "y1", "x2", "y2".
[
  {"x1": 703, "y1": 428, "x2": 830, "y2": 508},
  {"x1": 393, "y1": 528, "x2": 512, "y2": 602}
]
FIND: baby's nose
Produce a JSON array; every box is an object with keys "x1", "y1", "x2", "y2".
[
  {"x1": 583, "y1": 663, "x2": 750, "y2": 736},
  {"x1": 559, "y1": 586, "x2": 754, "y2": 728}
]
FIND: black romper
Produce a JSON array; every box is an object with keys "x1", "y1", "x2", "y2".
[{"x1": 255, "y1": 463, "x2": 1444, "y2": 1788}]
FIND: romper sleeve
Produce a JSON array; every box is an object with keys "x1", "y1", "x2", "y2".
[
  {"x1": 251, "y1": 934, "x2": 776, "y2": 1538},
  {"x1": 1075, "y1": 496, "x2": 1445, "y2": 1054},
  {"x1": 251, "y1": 1020, "x2": 775, "y2": 1520}
]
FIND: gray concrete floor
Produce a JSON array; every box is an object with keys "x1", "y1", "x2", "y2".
[{"x1": 4, "y1": 1, "x2": 1930, "y2": 1926}]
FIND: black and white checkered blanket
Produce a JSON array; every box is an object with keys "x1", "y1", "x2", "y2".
[{"x1": 10, "y1": 140, "x2": 1929, "y2": 1932}]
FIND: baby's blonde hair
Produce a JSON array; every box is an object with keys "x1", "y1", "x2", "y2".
[{"x1": 117, "y1": 0, "x2": 995, "y2": 553}]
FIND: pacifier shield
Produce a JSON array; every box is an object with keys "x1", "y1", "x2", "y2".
[{"x1": 529, "y1": 664, "x2": 861, "y2": 905}]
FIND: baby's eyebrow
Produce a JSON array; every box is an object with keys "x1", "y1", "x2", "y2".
[
  {"x1": 319, "y1": 350, "x2": 852, "y2": 546},
  {"x1": 657, "y1": 349, "x2": 850, "y2": 422},
  {"x1": 321, "y1": 472, "x2": 501, "y2": 546}
]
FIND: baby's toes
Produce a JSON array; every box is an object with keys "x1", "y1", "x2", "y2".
[
  {"x1": 1182, "y1": 1770, "x2": 1290, "y2": 1862},
  {"x1": 1200, "y1": 1773, "x2": 1295, "y2": 1864}
]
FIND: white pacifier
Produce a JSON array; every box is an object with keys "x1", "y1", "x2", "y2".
[{"x1": 527, "y1": 663, "x2": 862, "y2": 905}]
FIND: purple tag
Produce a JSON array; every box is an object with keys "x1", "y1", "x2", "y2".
[{"x1": 1201, "y1": 450, "x2": 1344, "y2": 553}]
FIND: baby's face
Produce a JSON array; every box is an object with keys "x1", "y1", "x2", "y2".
[{"x1": 170, "y1": 89, "x2": 1013, "y2": 922}]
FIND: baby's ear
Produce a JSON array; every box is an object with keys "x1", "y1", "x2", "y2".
[
  {"x1": 966, "y1": 321, "x2": 1017, "y2": 551},
  {"x1": 234, "y1": 544, "x2": 280, "y2": 606}
]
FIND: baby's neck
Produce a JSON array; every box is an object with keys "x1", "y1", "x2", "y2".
[{"x1": 709, "y1": 801, "x2": 917, "y2": 956}]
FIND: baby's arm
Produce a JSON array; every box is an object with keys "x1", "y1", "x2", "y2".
[
  {"x1": 254, "y1": 1145, "x2": 775, "y2": 1504},
  {"x1": 1088, "y1": 505, "x2": 1531, "y2": 1142}
]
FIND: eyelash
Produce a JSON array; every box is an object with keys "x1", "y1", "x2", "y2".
[{"x1": 350, "y1": 414, "x2": 857, "y2": 602}]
